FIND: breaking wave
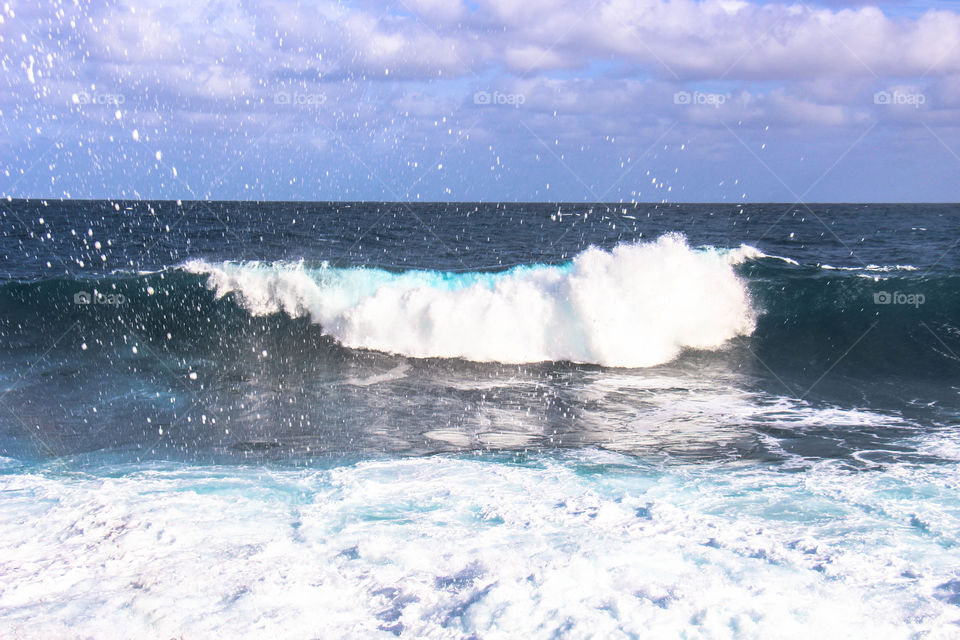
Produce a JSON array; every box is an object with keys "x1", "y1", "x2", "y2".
[{"x1": 184, "y1": 234, "x2": 757, "y2": 367}]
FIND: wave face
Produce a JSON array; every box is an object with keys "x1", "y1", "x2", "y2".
[{"x1": 184, "y1": 234, "x2": 756, "y2": 367}]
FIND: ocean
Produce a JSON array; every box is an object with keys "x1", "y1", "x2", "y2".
[{"x1": 1, "y1": 200, "x2": 958, "y2": 638}]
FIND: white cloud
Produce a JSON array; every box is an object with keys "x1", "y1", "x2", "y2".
[
  {"x1": 468, "y1": 0, "x2": 960, "y2": 81},
  {"x1": 3, "y1": 0, "x2": 960, "y2": 200},
  {"x1": 15, "y1": 0, "x2": 958, "y2": 97}
]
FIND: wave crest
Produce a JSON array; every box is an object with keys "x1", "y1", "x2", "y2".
[{"x1": 183, "y1": 234, "x2": 756, "y2": 367}]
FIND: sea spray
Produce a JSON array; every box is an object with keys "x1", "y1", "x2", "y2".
[{"x1": 184, "y1": 234, "x2": 756, "y2": 367}]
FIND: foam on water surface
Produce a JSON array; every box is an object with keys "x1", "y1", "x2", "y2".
[{"x1": 2, "y1": 452, "x2": 959, "y2": 639}]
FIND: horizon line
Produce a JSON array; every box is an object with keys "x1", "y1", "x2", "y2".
[{"x1": 4, "y1": 198, "x2": 959, "y2": 206}]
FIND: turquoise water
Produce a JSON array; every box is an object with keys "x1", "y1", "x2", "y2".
[{"x1": 2, "y1": 450, "x2": 959, "y2": 637}]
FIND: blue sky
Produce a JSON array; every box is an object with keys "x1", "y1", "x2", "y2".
[{"x1": 2, "y1": 0, "x2": 960, "y2": 202}]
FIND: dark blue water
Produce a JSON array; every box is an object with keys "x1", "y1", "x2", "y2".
[
  {"x1": 1, "y1": 200, "x2": 957, "y2": 463},
  {"x1": 1, "y1": 200, "x2": 958, "y2": 636}
]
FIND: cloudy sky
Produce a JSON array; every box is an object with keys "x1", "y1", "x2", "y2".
[{"x1": 2, "y1": 0, "x2": 960, "y2": 201}]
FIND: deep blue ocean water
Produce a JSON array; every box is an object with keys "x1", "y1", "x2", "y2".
[{"x1": 1, "y1": 200, "x2": 959, "y2": 637}]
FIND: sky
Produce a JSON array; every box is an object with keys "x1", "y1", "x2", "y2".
[{"x1": 1, "y1": 0, "x2": 960, "y2": 202}]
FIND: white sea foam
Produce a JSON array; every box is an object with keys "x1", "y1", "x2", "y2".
[
  {"x1": 183, "y1": 234, "x2": 756, "y2": 367},
  {"x1": 721, "y1": 243, "x2": 799, "y2": 265},
  {"x1": 1, "y1": 453, "x2": 958, "y2": 638},
  {"x1": 820, "y1": 263, "x2": 918, "y2": 272},
  {"x1": 343, "y1": 362, "x2": 411, "y2": 387}
]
